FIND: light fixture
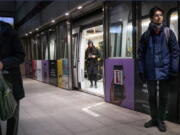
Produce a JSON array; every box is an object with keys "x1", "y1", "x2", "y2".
[
  {"x1": 51, "y1": 20, "x2": 55, "y2": 23},
  {"x1": 65, "y1": 12, "x2": 69, "y2": 16},
  {"x1": 77, "y1": 6, "x2": 82, "y2": 10},
  {"x1": 29, "y1": 32, "x2": 32, "y2": 34},
  {"x1": 170, "y1": 14, "x2": 178, "y2": 21},
  {"x1": 35, "y1": 28, "x2": 39, "y2": 31},
  {"x1": 25, "y1": 34, "x2": 28, "y2": 36}
]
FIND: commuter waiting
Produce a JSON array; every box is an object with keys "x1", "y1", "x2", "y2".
[
  {"x1": 85, "y1": 40, "x2": 100, "y2": 88},
  {"x1": 138, "y1": 7, "x2": 180, "y2": 132}
]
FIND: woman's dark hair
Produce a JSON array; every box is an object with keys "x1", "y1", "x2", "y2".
[
  {"x1": 88, "y1": 40, "x2": 94, "y2": 46},
  {"x1": 149, "y1": 7, "x2": 164, "y2": 18}
]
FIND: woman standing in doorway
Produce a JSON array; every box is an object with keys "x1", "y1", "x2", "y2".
[{"x1": 85, "y1": 40, "x2": 100, "y2": 88}]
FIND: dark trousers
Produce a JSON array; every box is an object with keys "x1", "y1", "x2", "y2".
[
  {"x1": 89, "y1": 74, "x2": 97, "y2": 85},
  {"x1": 0, "y1": 102, "x2": 20, "y2": 135},
  {"x1": 88, "y1": 65, "x2": 98, "y2": 85},
  {"x1": 147, "y1": 80, "x2": 169, "y2": 122}
]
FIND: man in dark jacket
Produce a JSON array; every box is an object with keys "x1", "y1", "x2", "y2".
[
  {"x1": 85, "y1": 40, "x2": 100, "y2": 88},
  {"x1": 138, "y1": 7, "x2": 180, "y2": 132},
  {"x1": 0, "y1": 21, "x2": 25, "y2": 135}
]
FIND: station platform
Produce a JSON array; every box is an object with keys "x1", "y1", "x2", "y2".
[{"x1": 1, "y1": 78, "x2": 180, "y2": 135}]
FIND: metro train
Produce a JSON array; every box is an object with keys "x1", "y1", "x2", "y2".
[{"x1": 22, "y1": 1, "x2": 180, "y2": 123}]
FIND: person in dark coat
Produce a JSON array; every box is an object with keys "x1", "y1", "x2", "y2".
[
  {"x1": 0, "y1": 21, "x2": 25, "y2": 135},
  {"x1": 138, "y1": 7, "x2": 180, "y2": 132},
  {"x1": 85, "y1": 40, "x2": 100, "y2": 88}
]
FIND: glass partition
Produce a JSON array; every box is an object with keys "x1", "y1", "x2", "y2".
[
  {"x1": 49, "y1": 28, "x2": 57, "y2": 60},
  {"x1": 109, "y1": 2, "x2": 133, "y2": 57},
  {"x1": 57, "y1": 23, "x2": 68, "y2": 59},
  {"x1": 41, "y1": 31, "x2": 49, "y2": 60}
]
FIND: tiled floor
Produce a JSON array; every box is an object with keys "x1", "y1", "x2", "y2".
[{"x1": 1, "y1": 78, "x2": 180, "y2": 135}]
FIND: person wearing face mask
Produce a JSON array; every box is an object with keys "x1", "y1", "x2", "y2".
[
  {"x1": 85, "y1": 40, "x2": 100, "y2": 88},
  {"x1": 138, "y1": 7, "x2": 180, "y2": 132}
]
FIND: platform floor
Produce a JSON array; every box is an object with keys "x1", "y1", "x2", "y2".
[{"x1": 1, "y1": 78, "x2": 180, "y2": 135}]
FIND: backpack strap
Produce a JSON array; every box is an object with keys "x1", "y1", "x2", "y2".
[
  {"x1": 164, "y1": 27, "x2": 170, "y2": 44},
  {"x1": 144, "y1": 29, "x2": 150, "y2": 46}
]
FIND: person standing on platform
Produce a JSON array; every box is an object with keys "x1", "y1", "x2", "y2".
[
  {"x1": 138, "y1": 7, "x2": 180, "y2": 132},
  {"x1": 0, "y1": 21, "x2": 25, "y2": 135},
  {"x1": 85, "y1": 40, "x2": 100, "y2": 88}
]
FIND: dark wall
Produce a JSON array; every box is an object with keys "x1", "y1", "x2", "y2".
[{"x1": 0, "y1": 1, "x2": 16, "y2": 17}]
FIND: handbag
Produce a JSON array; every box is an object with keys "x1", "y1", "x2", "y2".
[{"x1": 0, "y1": 71, "x2": 17, "y2": 121}]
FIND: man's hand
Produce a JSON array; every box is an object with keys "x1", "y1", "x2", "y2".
[{"x1": 0, "y1": 62, "x2": 3, "y2": 70}]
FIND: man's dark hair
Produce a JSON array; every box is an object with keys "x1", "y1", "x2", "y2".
[{"x1": 149, "y1": 7, "x2": 164, "y2": 18}]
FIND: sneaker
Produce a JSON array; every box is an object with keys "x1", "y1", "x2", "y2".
[
  {"x1": 144, "y1": 120, "x2": 157, "y2": 128},
  {"x1": 157, "y1": 121, "x2": 166, "y2": 132}
]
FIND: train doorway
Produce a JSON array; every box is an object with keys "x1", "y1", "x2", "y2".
[{"x1": 73, "y1": 24, "x2": 104, "y2": 97}]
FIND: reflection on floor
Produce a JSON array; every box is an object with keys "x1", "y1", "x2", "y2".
[
  {"x1": 81, "y1": 78, "x2": 104, "y2": 97},
  {"x1": 1, "y1": 78, "x2": 180, "y2": 135}
]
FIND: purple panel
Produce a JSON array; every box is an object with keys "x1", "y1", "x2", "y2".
[
  {"x1": 42, "y1": 60, "x2": 49, "y2": 83},
  {"x1": 105, "y1": 58, "x2": 134, "y2": 110}
]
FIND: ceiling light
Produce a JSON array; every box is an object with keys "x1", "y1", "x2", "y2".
[
  {"x1": 35, "y1": 28, "x2": 39, "y2": 31},
  {"x1": 29, "y1": 32, "x2": 32, "y2": 34},
  {"x1": 51, "y1": 20, "x2": 55, "y2": 23},
  {"x1": 77, "y1": 6, "x2": 82, "y2": 10},
  {"x1": 25, "y1": 34, "x2": 28, "y2": 36},
  {"x1": 65, "y1": 12, "x2": 69, "y2": 16}
]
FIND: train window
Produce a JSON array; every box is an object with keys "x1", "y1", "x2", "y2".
[
  {"x1": 49, "y1": 28, "x2": 57, "y2": 60},
  {"x1": 141, "y1": 2, "x2": 177, "y2": 35},
  {"x1": 110, "y1": 22, "x2": 123, "y2": 57},
  {"x1": 170, "y1": 11, "x2": 178, "y2": 39},
  {"x1": 31, "y1": 37, "x2": 37, "y2": 60},
  {"x1": 141, "y1": 18, "x2": 150, "y2": 34},
  {"x1": 126, "y1": 23, "x2": 133, "y2": 57},
  {"x1": 41, "y1": 31, "x2": 49, "y2": 60},
  {"x1": 36, "y1": 34, "x2": 41, "y2": 60},
  {"x1": 109, "y1": 2, "x2": 132, "y2": 58},
  {"x1": 57, "y1": 23, "x2": 68, "y2": 59}
]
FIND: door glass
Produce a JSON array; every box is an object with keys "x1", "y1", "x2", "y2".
[
  {"x1": 110, "y1": 23, "x2": 123, "y2": 57},
  {"x1": 109, "y1": 2, "x2": 132, "y2": 57},
  {"x1": 170, "y1": 11, "x2": 178, "y2": 39},
  {"x1": 41, "y1": 31, "x2": 49, "y2": 60},
  {"x1": 31, "y1": 37, "x2": 36, "y2": 60},
  {"x1": 72, "y1": 34, "x2": 79, "y2": 88},
  {"x1": 142, "y1": 18, "x2": 150, "y2": 34},
  {"x1": 49, "y1": 28, "x2": 57, "y2": 60},
  {"x1": 72, "y1": 34, "x2": 78, "y2": 67}
]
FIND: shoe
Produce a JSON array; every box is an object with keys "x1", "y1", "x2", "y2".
[
  {"x1": 144, "y1": 120, "x2": 157, "y2": 128},
  {"x1": 95, "y1": 85, "x2": 97, "y2": 88},
  {"x1": 157, "y1": 121, "x2": 166, "y2": 132},
  {"x1": 90, "y1": 84, "x2": 93, "y2": 88}
]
